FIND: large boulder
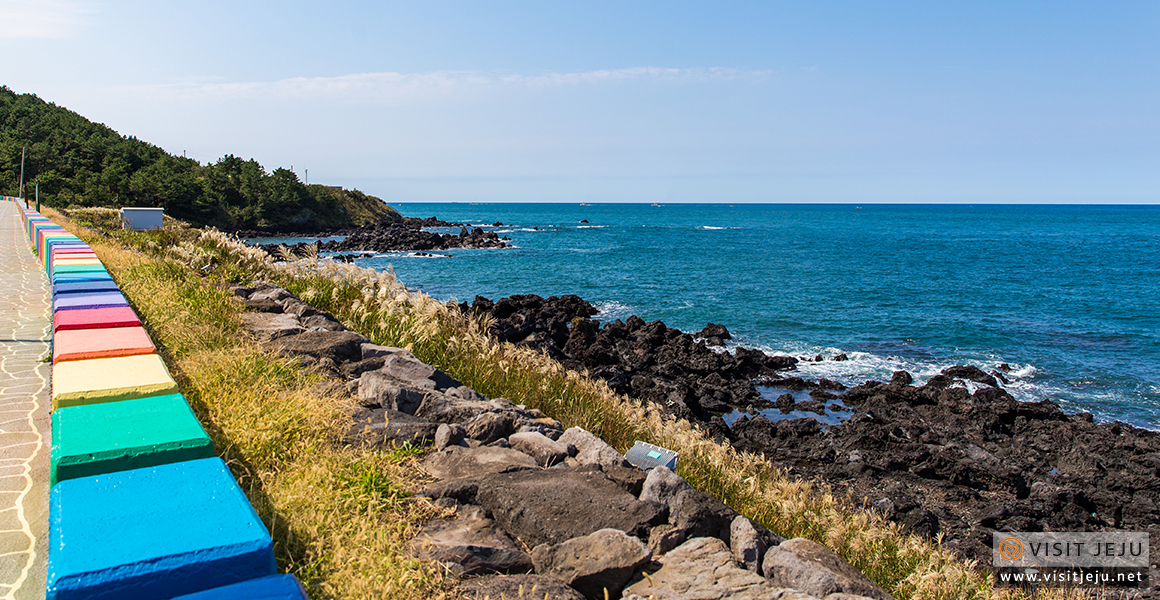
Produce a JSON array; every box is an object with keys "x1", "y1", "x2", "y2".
[
  {"x1": 266, "y1": 330, "x2": 369, "y2": 363},
  {"x1": 358, "y1": 371, "x2": 440, "y2": 413},
  {"x1": 622, "y1": 537, "x2": 805, "y2": 600},
  {"x1": 639, "y1": 466, "x2": 693, "y2": 510},
  {"x1": 670, "y1": 489, "x2": 738, "y2": 543},
  {"x1": 557, "y1": 427, "x2": 631, "y2": 468},
  {"x1": 762, "y1": 538, "x2": 895, "y2": 600},
  {"x1": 381, "y1": 352, "x2": 462, "y2": 390},
  {"x1": 422, "y1": 466, "x2": 665, "y2": 548},
  {"x1": 531, "y1": 529, "x2": 651, "y2": 600},
  {"x1": 457, "y1": 574, "x2": 585, "y2": 600},
  {"x1": 422, "y1": 446, "x2": 538, "y2": 481},
  {"x1": 407, "y1": 505, "x2": 533, "y2": 576},
  {"x1": 465, "y1": 412, "x2": 518, "y2": 445},
  {"x1": 415, "y1": 394, "x2": 494, "y2": 424},
  {"x1": 343, "y1": 408, "x2": 438, "y2": 448},
  {"x1": 239, "y1": 312, "x2": 304, "y2": 341}
]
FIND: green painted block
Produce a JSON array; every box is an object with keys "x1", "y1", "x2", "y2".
[{"x1": 50, "y1": 394, "x2": 214, "y2": 486}]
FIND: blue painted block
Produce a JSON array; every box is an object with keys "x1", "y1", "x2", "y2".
[
  {"x1": 47, "y1": 457, "x2": 276, "y2": 600},
  {"x1": 52, "y1": 270, "x2": 112, "y2": 283},
  {"x1": 53, "y1": 280, "x2": 121, "y2": 297},
  {"x1": 52, "y1": 291, "x2": 129, "y2": 312},
  {"x1": 168, "y1": 575, "x2": 309, "y2": 600}
]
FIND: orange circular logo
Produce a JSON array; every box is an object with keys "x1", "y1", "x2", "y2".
[{"x1": 998, "y1": 537, "x2": 1023, "y2": 561}]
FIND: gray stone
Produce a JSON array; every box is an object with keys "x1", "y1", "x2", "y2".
[
  {"x1": 361, "y1": 343, "x2": 409, "y2": 360},
  {"x1": 446, "y1": 385, "x2": 489, "y2": 402},
  {"x1": 301, "y1": 314, "x2": 347, "y2": 331},
  {"x1": 824, "y1": 595, "x2": 880, "y2": 600},
  {"x1": 383, "y1": 353, "x2": 462, "y2": 390},
  {"x1": 622, "y1": 537, "x2": 800, "y2": 600},
  {"x1": 407, "y1": 504, "x2": 533, "y2": 576},
  {"x1": 600, "y1": 463, "x2": 648, "y2": 496},
  {"x1": 249, "y1": 286, "x2": 297, "y2": 303},
  {"x1": 670, "y1": 489, "x2": 738, "y2": 543},
  {"x1": 639, "y1": 466, "x2": 693, "y2": 510},
  {"x1": 531, "y1": 529, "x2": 651, "y2": 600},
  {"x1": 557, "y1": 427, "x2": 631, "y2": 468},
  {"x1": 422, "y1": 445, "x2": 538, "y2": 481},
  {"x1": 281, "y1": 297, "x2": 318, "y2": 318},
  {"x1": 415, "y1": 394, "x2": 494, "y2": 424},
  {"x1": 343, "y1": 408, "x2": 437, "y2": 448},
  {"x1": 647, "y1": 524, "x2": 687, "y2": 556},
  {"x1": 266, "y1": 330, "x2": 369, "y2": 363},
  {"x1": 357, "y1": 371, "x2": 436, "y2": 413},
  {"x1": 341, "y1": 356, "x2": 388, "y2": 379},
  {"x1": 466, "y1": 412, "x2": 518, "y2": 445},
  {"x1": 436, "y1": 423, "x2": 467, "y2": 450},
  {"x1": 422, "y1": 466, "x2": 665, "y2": 548},
  {"x1": 730, "y1": 516, "x2": 768, "y2": 575},
  {"x1": 763, "y1": 538, "x2": 895, "y2": 600},
  {"x1": 457, "y1": 574, "x2": 585, "y2": 600},
  {"x1": 240, "y1": 312, "x2": 304, "y2": 341},
  {"x1": 509, "y1": 431, "x2": 569, "y2": 467}
]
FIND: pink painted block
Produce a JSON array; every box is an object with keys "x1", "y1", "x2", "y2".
[{"x1": 52, "y1": 326, "x2": 157, "y2": 364}]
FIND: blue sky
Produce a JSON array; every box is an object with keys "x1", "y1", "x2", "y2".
[{"x1": 2, "y1": 1, "x2": 1157, "y2": 203}]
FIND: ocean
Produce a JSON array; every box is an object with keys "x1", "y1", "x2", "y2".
[{"x1": 255, "y1": 203, "x2": 1160, "y2": 430}]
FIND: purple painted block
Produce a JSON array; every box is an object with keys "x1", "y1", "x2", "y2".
[{"x1": 53, "y1": 291, "x2": 129, "y2": 312}]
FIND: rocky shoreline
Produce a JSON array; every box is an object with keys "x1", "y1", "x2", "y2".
[
  {"x1": 245, "y1": 217, "x2": 510, "y2": 258},
  {"x1": 464, "y1": 293, "x2": 1160, "y2": 576},
  {"x1": 230, "y1": 282, "x2": 898, "y2": 599}
]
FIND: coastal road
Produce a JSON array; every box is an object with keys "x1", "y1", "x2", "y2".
[{"x1": 0, "y1": 200, "x2": 50, "y2": 599}]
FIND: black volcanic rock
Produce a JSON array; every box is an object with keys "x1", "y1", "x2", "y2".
[{"x1": 466, "y1": 294, "x2": 799, "y2": 422}]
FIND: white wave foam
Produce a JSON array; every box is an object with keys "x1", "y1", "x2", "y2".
[
  {"x1": 577, "y1": 225, "x2": 607, "y2": 229},
  {"x1": 698, "y1": 226, "x2": 726, "y2": 230},
  {"x1": 593, "y1": 301, "x2": 637, "y2": 322}
]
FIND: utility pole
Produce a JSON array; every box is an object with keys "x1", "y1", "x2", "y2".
[
  {"x1": 35, "y1": 182, "x2": 39, "y2": 212},
  {"x1": 305, "y1": 169, "x2": 308, "y2": 185},
  {"x1": 19, "y1": 146, "x2": 26, "y2": 199}
]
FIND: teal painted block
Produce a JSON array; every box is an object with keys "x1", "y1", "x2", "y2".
[
  {"x1": 168, "y1": 575, "x2": 309, "y2": 600},
  {"x1": 47, "y1": 458, "x2": 275, "y2": 600},
  {"x1": 50, "y1": 394, "x2": 214, "y2": 485}
]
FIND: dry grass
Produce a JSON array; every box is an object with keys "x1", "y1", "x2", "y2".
[{"x1": 46, "y1": 208, "x2": 1097, "y2": 600}]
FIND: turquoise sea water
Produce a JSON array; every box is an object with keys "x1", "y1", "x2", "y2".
[{"x1": 262, "y1": 203, "x2": 1160, "y2": 430}]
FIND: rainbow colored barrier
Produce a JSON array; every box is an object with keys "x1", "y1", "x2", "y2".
[{"x1": 17, "y1": 208, "x2": 307, "y2": 600}]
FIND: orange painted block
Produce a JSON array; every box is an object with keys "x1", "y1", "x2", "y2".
[{"x1": 52, "y1": 327, "x2": 156, "y2": 364}]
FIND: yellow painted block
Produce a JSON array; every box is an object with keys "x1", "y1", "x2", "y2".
[{"x1": 51, "y1": 354, "x2": 179, "y2": 410}]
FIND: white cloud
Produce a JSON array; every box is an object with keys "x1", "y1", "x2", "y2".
[
  {"x1": 0, "y1": 0, "x2": 97, "y2": 40},
  {"x1": 112, "y1": 67, "x2": 772, "y2": 105}
]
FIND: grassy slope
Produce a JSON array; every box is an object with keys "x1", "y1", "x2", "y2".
[{"x1": 50, "y1": 207, "x2": 1086, "y2": 600}]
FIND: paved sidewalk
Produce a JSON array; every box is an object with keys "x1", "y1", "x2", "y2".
[{"x1": 0, "y1": 200, "x2": 50, "y2": 600}]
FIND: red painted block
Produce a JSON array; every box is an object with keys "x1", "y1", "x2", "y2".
[
  {"x1": 53, "y1": 306, "x2": 142, "y2": 332},
  {"x1": 52, "y1": 327, "x2": 156, "y2": 364}
]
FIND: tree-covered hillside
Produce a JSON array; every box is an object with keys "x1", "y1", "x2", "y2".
[{"x1": 0, "y1": 86, "x2": 399, "y2": 228}]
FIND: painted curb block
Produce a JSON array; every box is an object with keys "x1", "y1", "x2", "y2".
[
  {"x1": 50, "y1": 394, "x2": 214, "y2": 485},
  {"x1": 51, "y1": 353, "x2": 178, "y2": 409},
  {"x1": 53, "y1": 305, "x2": 140, "y2": 332},
  {"x1": 47, "y1": 458, "x2": 276, "y2": 600},
  {"x1": 53, "y1": 279, "x2": 120, "y2": 297},
  {"x1": 52, "y1": 270, "x2": 113, "y2": 284},
  {"x1": 52, "y1": 291, "x2": 129, "y2": 313},
  {"x1": 167, "y1": 575, "x2": 309, "y2": 600},
  {"x1": 52, "y1": 325, "x2": 156, "y2": 364}
]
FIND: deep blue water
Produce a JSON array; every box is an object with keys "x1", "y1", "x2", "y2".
[{"x1": 257, "y1": 203, "x2": 1160, "y2": 429}]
